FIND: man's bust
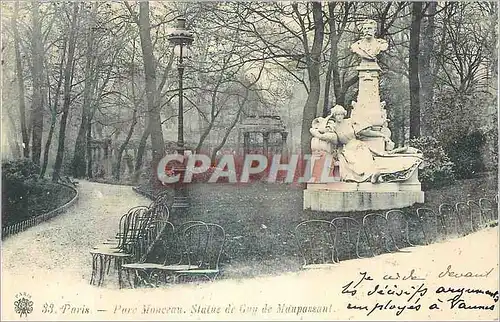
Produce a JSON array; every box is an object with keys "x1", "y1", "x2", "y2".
[{"x1": 351, "y1": 19, "x2": 388, "y2": 63}]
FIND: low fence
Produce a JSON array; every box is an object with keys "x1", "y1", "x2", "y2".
[{"x1": 2, "y1": 183, "x2": 79, "y2": 239}]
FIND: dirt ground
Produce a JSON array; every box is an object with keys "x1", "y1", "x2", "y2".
[{"x1": 2, "y1": 180, "x2": 498, "y2": 321}]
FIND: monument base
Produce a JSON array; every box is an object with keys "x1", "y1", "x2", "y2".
[{"x1": 303, "y1": 182, "x2": 424, "y2": 212}]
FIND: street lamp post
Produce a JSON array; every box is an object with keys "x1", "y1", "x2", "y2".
[
  {"x1": 168, "y1": 17, "x2": 194, "y2": 210},
  {"x1": 168, "y1": 17, "x2": 194, "y2": 155}
]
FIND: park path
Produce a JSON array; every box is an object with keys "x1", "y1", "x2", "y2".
[
  {"x1": 2, "y1": 180, "x2": 498, "y2": 321},
  {"x1": 1, "y1": 180, "x2": 150, "y2": 276}
]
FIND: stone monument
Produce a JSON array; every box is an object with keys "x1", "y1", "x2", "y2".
[{"x1": 303, "y1": 19, "x2": 424, "y2": 212}]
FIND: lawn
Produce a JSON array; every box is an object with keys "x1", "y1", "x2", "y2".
[{"x1": 135, "y1": 172, "x2": 498, "y2": 279}]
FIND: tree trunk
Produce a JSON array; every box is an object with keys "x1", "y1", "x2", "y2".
[
  {"x1": 115, "y1": 42, "x2": 139, "y2": 181},
  {"x1": 419, "y1": 2, "x2": 437, "y2": 136},
  {"x1": 409, "y1": 2, "x2": 423, "y2": 139},
  {"x1": 41, "y1": 39, "x2": 66, "y2": 178},
  {"x1": 133, "y1": 127, "x2": 150, "y2": 183},
  {"x1": 12, "y1": 1, "x2": 29, "y2": 158},
  {"x1": 30, "y1": 0, "x2": 45, "y2": 166},
  {"x1": 52, "y1": 3, "x2": 79, "y2": 182},
  {"x1": 195, "y1": 76, "x2": 224, "y2": 153},
  {"x1": 72, "y1": 3, "x2": 97, "y2": 178},
  {"x1": 6, "y1": 109, "x2": 21, "y2": 158},
  {"x1": 40, "y1": 116, "x2": 56, "y2": 178},
  {"x1": 114, "y1": 108, "x2": 138, "y2": 180},
  {"x1": 86, "y1": 125, "x2": 93, "y2": 178},
  {"x1": 138, "y1": 2, "x2": 165, "y2": 179},
  {"x1": 323, "y1": 2, "x2": 341, "y2": 117},
  {"x1": 298, "y1": 2, "x2": 324, "y2": 154}
]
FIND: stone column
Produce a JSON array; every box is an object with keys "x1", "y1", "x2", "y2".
[
  {"x1": 97, "y1": 146, "x2": 103, "y2": 177},
  {"x1": 351, "y1": 67, "x2": 386, "y2": 154},
  {"x1": 236, "y1": 129, "x2": 241, "y2": 155},
  {"x1": 280, "y1": 132, "x2": 288, "y2": 154},
  {"x1": 243, "y1": 132, "x2": 250, "y2": 155},
  {"x1": 352, "y1": 68, "x2": 383, "y2": 127},
  {"x1": 103, "y1": 139, "x2": 110, "y2": 177},
  {"x1": 262, "y1": 132, "x2": 269, "y2": 157}
]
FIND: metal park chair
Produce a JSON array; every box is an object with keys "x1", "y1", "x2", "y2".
[
  {"x1": 479, "y1": 197, "x2": 497, "y2": 222},
  {"x1": 385, "y1": 209, "x2": 415, "y2": 248},
  {"x1": 149, "y1": 196, "x2": 170, "y2": 222},
  {"x1": 90, "y1": 206, "x2": 150, "y2": 288},
  {"x1": 293, "y1": 220, "x2": 336, "y2": 269},
  {"x1": 438, "y1": 203, "x2": 464, "y2": 237},
  {"x1": 330, "y1": 217, "x2": 373, "y2": 262},
  {"x1": 173, "y1": 223, "x2": 226, "y2": 283},
  {"x1": 455, "y1": 202, "x2": 474, "y2": 234},
  {"x1": 416, "y1": 207, "x2": 445, "y2": 244},
  {"x1": 122, "y1": 220, "x2": 206, "y2": 288},
  {"x1": 121, "y1": 220, "x2": 176, "y2": 288},
  {"x1": 362, "y1": 213, "x2": 398, "y2": 255},
  {"x1": 467, "y1": 200, "x2": 486, "y2": 231}
]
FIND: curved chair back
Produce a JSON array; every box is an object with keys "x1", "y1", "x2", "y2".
[
  {"x1": 467, "y1": 200, "x2": 485, "y2": 231},
  {"x1": 363, "y1": 213, "x2": 397, "y2": 255},
  {"x1": 293, "y1": 220, "x2": 335, "y2": 267},
  {"x1": 439, "y1": 203, "x2": 463, "y2": 236},
  {"x1": 416, "y1": 207, "x2": 444, "y2": 243},
  {"x1": 140, "y1": 221, "x2": 175, "y2": 264},
  {"x1": 165, "y1": 220, "x2": 207, "y2": 266},
  {"x1": 331, "y1": 217, "x2": 372, "y2": 261},
  {"x1": 385, "y1": 210, "x2": 411, "y2": 248},
  {"x1": 182, "y1": 223, "x2": 226, "y2": 271},
  {"x1": 479, "y1": 197, "x2": 497, "y2": 221},
  {"x1": 455, "y1": 202, "x2": 473, "y2": 234}
]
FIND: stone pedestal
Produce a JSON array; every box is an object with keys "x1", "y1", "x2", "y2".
[
  {"x1": 303, "y1": 181, "x2": 424, "y2": 212},
  {"x1": 351, "y1": 67, "x2": 384, "y2": 128}
]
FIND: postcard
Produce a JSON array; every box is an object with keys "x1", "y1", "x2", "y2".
[{"x1": 1, "y1": 1, "x2": 498, "y2": 320}]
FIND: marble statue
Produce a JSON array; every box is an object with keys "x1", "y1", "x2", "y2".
[
  {"x1": 304, "y1": 18, "x2": 424, "y2": 212},
  {"x1": 310, "y1": 105, "x2": 422, "y2": 184}
]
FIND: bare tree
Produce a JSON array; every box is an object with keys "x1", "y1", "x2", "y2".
[
  {"x1": 52, "y1": 3, "x2": 79, "y2": 181},
  {"x1": 209, "y1": 63, "x2": 265, "y2": 163},
  {"x1": 137, "y1": 2, "x2": 165, "y2": 171},
  {"x1": 409, "y1": 2, "x2": 423, "y2": 138},
  {"x1": 419, "y1": 2, "x2": 437, "y2": 137},
  {"x1": 294, "y1": 2, "x2": 324, "y2": 153},
  {"x1": 113, "y1": 38, "x2": 140, "y2": 180},
  {"x1": 30, "y1": 0, "x2": 45, "y2": 166},
  {"x1": 71, "y1": 3, "x2": 98, "y2": 178},
  {"x1": 12, "y1": 1, "x2": 29, "y2": 158}
]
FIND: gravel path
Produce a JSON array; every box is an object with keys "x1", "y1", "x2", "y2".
[
  {"x1": 1, "y1": 180, "x2": 149, "y2": 277},
  {"x1": 2, "y1": 181, "x2": 498, "y2": 321}
]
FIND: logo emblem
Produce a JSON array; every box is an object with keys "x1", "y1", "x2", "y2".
[{"x1": 14, "y1": 292, "x2": 33, "y2": 317}]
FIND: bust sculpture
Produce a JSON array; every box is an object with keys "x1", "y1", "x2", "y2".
[{"x1": 350, "y1": 19, "x2": 388, "y2": 66}]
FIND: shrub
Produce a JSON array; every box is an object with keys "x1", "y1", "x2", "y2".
[
  {"x1": 409, "y1": 136, "x2": 455, "y2": 190},
  {"x1": 2, "y1": 159, "x2": 75, "y2": 227},
  {"x1": 445, "y1": 130, "x2": 487, "y2": 179},
  {"x1": 479, "y1": 127, "x2": 498, "y2": 172}
]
